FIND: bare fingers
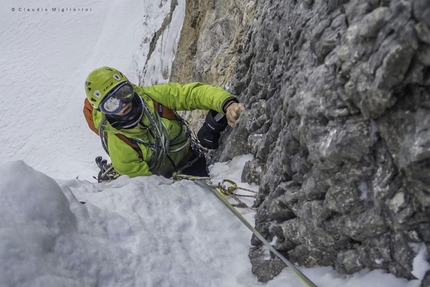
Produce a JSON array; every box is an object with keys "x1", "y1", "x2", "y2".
[{"x1": 226, "y1": 103, "x2": 245, "y2": 127}]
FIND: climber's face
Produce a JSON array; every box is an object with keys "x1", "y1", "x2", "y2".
[{"x1": 115, "y1": 101, "x2": 133, "y2": 116}]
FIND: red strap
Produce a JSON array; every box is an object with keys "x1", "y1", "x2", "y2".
[
  {"x1": 116, "y1": 134, "x2": 143, "y2": 160},
  {"x1": 152, "y1": 100, "x2": 178, "y2": 120}
]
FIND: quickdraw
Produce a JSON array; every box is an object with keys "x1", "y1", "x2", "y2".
[
  {"x1": 217, "y1": 179, "x2": 257, "y2": 209},
  {"x1": 93, "y1": 156, "x2": 121, "y2": 182},
  {"x1": 172, "y1": 174, "x2": 257, "y2": 209}
]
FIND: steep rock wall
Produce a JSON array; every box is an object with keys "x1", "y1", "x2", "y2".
[
  {"x1": 171, "y1": 0, "x2": 430, "y2": 284},
  {"x1": 170, "y1": 0, "x2": 257, "y2": 132}
]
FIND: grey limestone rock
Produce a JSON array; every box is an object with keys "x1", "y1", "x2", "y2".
[{"x1": 171, "y1": 0, "x2": 430, "y2": 284}]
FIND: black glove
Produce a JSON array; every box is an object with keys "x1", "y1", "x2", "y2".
[{"x1": 197, "y1": 110, "x2": 228, "y2": 149}]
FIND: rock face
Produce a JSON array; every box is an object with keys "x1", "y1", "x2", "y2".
[
  {"x1": 171, "y1": 0, "x2": 430, "y2": 284},
  {"x1": 170, "y1": 0, "x2": 257, "y2": 132}
]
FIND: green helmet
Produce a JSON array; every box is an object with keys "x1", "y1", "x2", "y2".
[{"x1": 85, "y1": 67, "x2": 129, "y2": 109}]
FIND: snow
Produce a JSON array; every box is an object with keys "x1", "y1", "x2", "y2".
[
  {"x1": 0, "y1": 0, "x2": 428, "y2": 286},
  {"x1": 411, "y1": 243, "x2": 430, "y2": 281},
  {"x1": 358, "y1": 181, "x2": 368, "y2": 201}
]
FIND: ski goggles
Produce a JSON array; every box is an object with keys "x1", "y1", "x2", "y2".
[{"x1": 99, "y1": 82, "x2": 135, "y2": 114}]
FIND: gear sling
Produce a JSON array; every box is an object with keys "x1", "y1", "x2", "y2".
[{"x1": 83, "y1": 97, "x2": 198, "y2": 176}]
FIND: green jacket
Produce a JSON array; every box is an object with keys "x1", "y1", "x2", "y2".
[{"x1": 92, "y1": 82, "x2": 235, "y2": 177}]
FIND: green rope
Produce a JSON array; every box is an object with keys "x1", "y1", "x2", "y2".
[{"x1": 173, "y1": 174, "x2": 318, "y2": 287}]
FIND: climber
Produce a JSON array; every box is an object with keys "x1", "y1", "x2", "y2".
[{"x1": 83, "y1": 66, "x2": 245, "y2": 181}]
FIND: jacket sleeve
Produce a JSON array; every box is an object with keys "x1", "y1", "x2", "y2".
[
  {"x1": 138, "y1": 82, "x2": 237, "y2": 114},
  {"x1": 107, "y1": 134, "x2": 153, "y2": 177}
]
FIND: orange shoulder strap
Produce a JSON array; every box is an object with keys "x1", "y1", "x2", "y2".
[
  {"x1": 115, "y1": 134, "x2": 144, "y2": 160},
  {"x1": 83, "y1": 98, "x2": 99, "y2": 135}
]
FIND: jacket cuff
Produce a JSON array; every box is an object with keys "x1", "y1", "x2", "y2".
[{"x1": 221, "y1": 97, "x2": 239, "y2": 113}]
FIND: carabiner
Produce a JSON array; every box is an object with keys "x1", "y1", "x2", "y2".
[{"x1": 218, "y1": 179, "x2": 238, "y2": 195}]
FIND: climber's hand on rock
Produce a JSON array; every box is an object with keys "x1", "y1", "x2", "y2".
[{"x1": 226, "y1": 102, "x2": 245, "y2": 127}]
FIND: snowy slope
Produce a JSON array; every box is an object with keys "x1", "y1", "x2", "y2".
[
  {"x1": 1, "y1": 157, "x2": 424, "y2": 287},
  {"x1": 0, "y1": 0, "x2": 173, "y2": 180},
  {"x1": 0, "y1": 0, "x2": 428, "y2": 286}
]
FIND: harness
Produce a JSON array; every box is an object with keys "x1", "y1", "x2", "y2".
[{"x1": 98, "y1": 97, "x2": 203, "y2": 175}]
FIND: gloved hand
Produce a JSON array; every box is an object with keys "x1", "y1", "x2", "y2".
[{"x1": 197, "y1": 109, "x2": 228, "y2": 149}]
